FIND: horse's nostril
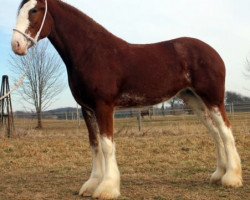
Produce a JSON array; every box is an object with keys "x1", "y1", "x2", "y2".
[{"x1": 16, "y1": 41, "x2": 20, "y2": 48}]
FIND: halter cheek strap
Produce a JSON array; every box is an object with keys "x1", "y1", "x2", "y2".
[{"x1": 13, "y1": 0, "x2": 48, "y2": 46}]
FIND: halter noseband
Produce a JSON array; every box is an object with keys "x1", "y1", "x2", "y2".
[{"x1": 13, "y1": 0, "x2": 48, "y2": 46}]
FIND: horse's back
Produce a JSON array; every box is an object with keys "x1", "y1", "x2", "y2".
[{"x1": 120, "y1": 37, "x2": 226, "y2": 107}]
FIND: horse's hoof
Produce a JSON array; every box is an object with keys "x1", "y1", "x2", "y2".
[
  {"x1": 79, "y1": 178, "x2": 101, "y2": 196},
  {"x1": 210, "y1": 168, "x2": 225, "y2": 185},
  {"x1": 221, "y1": 172, "x2": 243, "y2": 188},
  {"x1": 92, "y1": 179, "x2": 120, "y2": 199}
]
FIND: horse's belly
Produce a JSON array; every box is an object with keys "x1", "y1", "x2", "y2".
[{"x1": 116, "y1": 92, "x2": 173, "y2": 108}]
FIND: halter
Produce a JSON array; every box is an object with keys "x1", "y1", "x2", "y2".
[{"x1": 13, "y1": 0, "x2": 48, "y2": 46}]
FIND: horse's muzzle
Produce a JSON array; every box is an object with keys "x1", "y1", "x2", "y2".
[{"x1": 11, "y1": 33, "x2": 29, "y2": 56}]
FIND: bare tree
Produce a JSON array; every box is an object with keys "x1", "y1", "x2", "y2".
[
  {"x1": 242, "y1": 58, "x2": 250, "y2": 92},
  {"x1": 245, "y1": 59, "x2": 250, "y2": 78},
  {"x1": 10, "y1": 41, "x2": 65, "y2": 128}
]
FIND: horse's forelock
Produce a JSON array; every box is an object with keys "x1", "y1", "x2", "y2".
[{"x1": 18, "y1": 0, "x2": 32, "y2": 11}]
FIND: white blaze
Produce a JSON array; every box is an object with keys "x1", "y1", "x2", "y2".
[
  {"x1": 16, "y1": 0, "x2": 37, "y2": 34},
  {"x1": 12, "y1": 0, "x2": 37, "y2": 52}
]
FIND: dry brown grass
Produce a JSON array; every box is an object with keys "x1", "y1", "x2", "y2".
[{"x1": 0, "y1": 114, "x2": 249, "y2": 200}]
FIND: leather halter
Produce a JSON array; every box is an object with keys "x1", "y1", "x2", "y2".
[{"x1": 13, "y1": 0, "x2": 48, "y2": 46}]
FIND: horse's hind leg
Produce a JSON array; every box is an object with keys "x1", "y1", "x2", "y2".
[
  {"x1": 178, "y1": 90, "x2": 227, "y2": 184},
  {"x1": 210, "y1": 105, "x2": 242, "y2": 187},
  {"x1": 79, "y1": 108, "x2": 105, "y2": 196}
]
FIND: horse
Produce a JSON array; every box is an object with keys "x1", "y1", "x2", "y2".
[{"x1": 11, "y1": 0, "x2": 243, "y2": 199}]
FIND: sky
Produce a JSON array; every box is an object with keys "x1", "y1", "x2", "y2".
[{"x1": 0, "y1": 0, "x2": 250, "y2": 111}]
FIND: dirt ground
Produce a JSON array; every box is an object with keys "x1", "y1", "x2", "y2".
[{"x1": 0, "y1": 114, "x2": 249, "y2": 200}]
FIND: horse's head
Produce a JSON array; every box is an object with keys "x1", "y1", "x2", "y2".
[{"x1": 12, "y1": 0, "x2": 52, "y2": 55}]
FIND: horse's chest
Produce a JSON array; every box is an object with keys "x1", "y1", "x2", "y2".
[{"x1": 68, "y1": 74, "x2": 92, "y2": 103}]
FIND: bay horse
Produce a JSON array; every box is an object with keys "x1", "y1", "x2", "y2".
[{"x1": 11, "y1": 0, "x2": 242, "y2": 199}]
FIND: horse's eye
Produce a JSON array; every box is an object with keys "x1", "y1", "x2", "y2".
[{"x1": 30, "y1": 8, "x2": 38, "y2": 14}]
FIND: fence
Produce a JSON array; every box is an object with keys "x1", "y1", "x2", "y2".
[
  {"x1": 9, "y1": 102, "x2": 250, "y2": 131},
  {"x1": 13, "y1": 103, "x2": 250, "y2": 119}
]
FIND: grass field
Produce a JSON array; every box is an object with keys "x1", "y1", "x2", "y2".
[{"x1": 0, "y1": 114, "x2": 249, "y2": 200}]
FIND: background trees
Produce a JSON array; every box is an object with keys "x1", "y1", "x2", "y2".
[
  {"x1": 10, "y1": 41, "x2": 65, "y2": 128},
  {"x1": 244, "y1": 58, "x2": 250, "y2": 92},
  {"x1": 226, "y1": 91, "x2": 250, "y2": 104}
]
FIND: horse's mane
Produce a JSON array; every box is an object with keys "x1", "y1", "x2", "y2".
[
  {"x1": 18, "y1": 0, "x2": 89, "y2": 18},
  {"x1": 55, "y1": 0, "x2": 125, "y2": 42},
  {"x1": 56, "y1": 0, "x2": 107, "y2": 30},
  {"x1": 18, "y1": 0, "x2": 81, "y2": 13},
  {"x1": 18, "y1": 0, "x2": 124, "y2": 42}
]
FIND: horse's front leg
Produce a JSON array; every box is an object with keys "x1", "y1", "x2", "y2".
[
  {"x1": 79, "y1": 108, "x2": 105, "y2": 197},
  {"x1": 92, "y1": 103, "x2": 121, "y2": 199}
]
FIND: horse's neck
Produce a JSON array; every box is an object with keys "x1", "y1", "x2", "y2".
[{"x1": 48, "y1": 0, "x2": 126, "y2": 68}]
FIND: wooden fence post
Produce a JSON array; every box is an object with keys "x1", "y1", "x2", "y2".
[
  {"x1": 0, "y1": 75, "x2": 15, "y2": 137},
  {"x1": 137, "y1": 110, "x2": 142, "y2": 132}
]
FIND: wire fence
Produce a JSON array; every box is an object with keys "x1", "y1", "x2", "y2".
[
  {"x1": 0, "y1": 105, "x2": 249, "y2": 139},
  {"x1": 11, "y1": 102, "x2": 250, "y2": 119},
  {"x1": 5, "y1": 102, "x2": 248, "y2": 131}
]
